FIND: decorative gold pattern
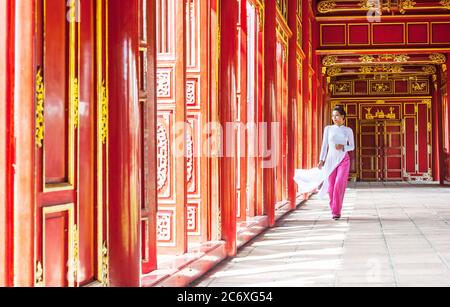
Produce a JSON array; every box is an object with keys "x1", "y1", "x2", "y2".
[
  {"x1": 365, "y1": 107, "x2": 397, "y2": 120},
  {"x1": 440, "y1": 0, "x2": 450, "y2": 9},
  {"x1": 72, "y1": 225, "x2": 79, "y2": 285},
  {"x1": 429, "y1": 54, "x2": 446, "y2": 65},
  {"x1": 318, "y1": 1, "x2": 336, "y2": 13},
  {"x1": 35, "y1": 68, "x2": 45, "y2": 148},
  {"x1": 372, "y1": 82, "x2": 391, "y2": 93},
  {"x1": 422, "y1": 66, "x2": 437, "y2": 74},
  {"x1": 322, "y1": 55, "x2": 338, "y2": 67},
  {"x1": 35, "y1": 261, "x2": 44, "y2": 287},
  {"x1": 101, "y1": 81, "x2": 108, "y2": 144},
  {"x1": 101, "y1": 241, "x2": 109, "y2": 287},
  {"x1": 327, "y1": 67, "x2": 342, "y2": 76},
  {"x1": 399, "y1": 0, "x2": 416, "y2": 14},
  {"x1": 360, "y1": 55, "x2": 375, "y2": 64},
  {"x1": 394, "y1": 55, "x2": 410, "y2": 63},
  {"x1": 73, "y1": 78, "x2": 79, "y2": 129},
  {"x1": 360, "y1": 66, "x2": 374, "y2": 73}
]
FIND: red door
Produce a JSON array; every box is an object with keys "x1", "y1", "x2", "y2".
[{"x1": 35, "y1": 0, "x2": 103, "y2": 287}]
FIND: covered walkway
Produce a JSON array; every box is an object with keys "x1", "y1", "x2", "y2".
[{"x1": 193, "y1": 183, "x2": 450, "y2": 287}]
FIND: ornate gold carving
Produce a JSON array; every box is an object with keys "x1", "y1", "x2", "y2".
[
  {"x1": 35, "y1": 68, "x2": 45, "y2": 148},
  {"x1": 101, "y1": 241, "x2": 109, "y2": 287},
  {"x1": 422, "y1": 66, "x2": 437, "y2": 74},
  {"x1": 399, "y1": 0, "x2": 416, "y2": 14},
  {"x1": 35, "y1": 261, "x2": 44, "y2": 287},
  {"x1": 372, "y1": 82, "x2": 390, "y2": 93},
  {"x1": 394, "y1": 55, "x2": 410, "y2": 63},
  {"x1": 73, "y1": 78, "x2": 79, "y2": 129},
  {"x1": 318, "y1": 0, "x2": 336, "y2": 13},
  {"x1": 327, "y1": 67, "x2": 342, "y2": 76},
  {"x1": 440, "y1": 0, "x2": 450, "y2": 9},
  {"x1": 365, "y1": 107, "x2": 396, "y2": 120},
  {"x1": 100, "y1": 81, "x2": 108, "y2": 145},
  {"x1": 335, "y1": 82, "x2": 351, "y2": 93},
  {"x1": 411, "y1": 82, "x2": 427, "y2": 91},
  {"x1": 379, "y1": 54, "x2": 395, "y2": 61},
  {"x1": 72, "y1": 224, "x2": 79, "y2": 284},
  {"x1": 360, "y1": 66, "x2": 374, "y2": 74},
  {"x1": 429, "y1": 54, "x2": 446, "y2": 65},
  {"x1": 360, "y1": 55, "x2": 375, "y2": 64},
  {"x1": 322, "y1": 55, "x2": 338, "y2": 67}
]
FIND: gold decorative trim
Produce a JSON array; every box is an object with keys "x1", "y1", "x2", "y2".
[
  {"x1": 429, "y1": 53, "x2": 446, "y2": 65},
  {"x1": 35, "y1": 68, "x2": 45, "y2": 148},
  {"x1": 440, "y1": 0, "x2": 450, "y2": 9},
  {"x1": 72, "y1": 224, "x2": 79, "y2": 285},
  {"x1": 73, "y1": 78, "x2": 79, "y2": 129},
  {"x1": 360, "y1": 55, "x2": 375, "y2": 64},
  {"x1": 399, "y1": 0, "x2": 417, "y2": 14},
  {"x1": 101, "y1": 80, "x2": 108, "y2": 145},
  {"x1": 318, "y1": 0, "x2": 336, "y2": 14},
  {"x1": 422, "y1": 66, "x2": 437, "y2": 74},
  {"x1": 35, "y1": 261, "x2": 44, "y2": 287},
  {"x1": 322, "y1": 55, "x2": 338, "y2": 67},
  {"x1": 101, "y1": 241, "x2": 109, "y2": 287},
  {"x1": 327, "y1": 67, "x2": 342, "y2": 76}
]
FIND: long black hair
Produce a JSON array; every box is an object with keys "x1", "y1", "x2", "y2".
[{"x1": 333, "y1": 105, "x2": 347, "y2": 119}]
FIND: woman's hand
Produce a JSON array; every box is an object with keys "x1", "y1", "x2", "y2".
[
  {"x1": 318, "y1": 161, "x2": 325, "y2": 170},
  {"x1": 335, "y1": 144, "x2": 345, "y2": 151}
]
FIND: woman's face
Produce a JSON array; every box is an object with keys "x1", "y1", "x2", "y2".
[{"x1": 332, "y1": 111, "x2": 345, "y2": 126}]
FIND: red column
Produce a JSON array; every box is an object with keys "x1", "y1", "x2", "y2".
[
  {"x1": 0, "y1": 0, "x2": 13, "y2": 287},
  {"x1": 301, "y1": 0, "x2": 309, "y2": 169},
  {"x1": 146, "y1": 0, "x2": 158, "y2": 273},
  {"x1": 108, "y1": 0, "x2": 141, "y2": 286},
  {"x1": 13, "y1": 0, "x2": 35, "y2": 287},
  {"x1": 219, "y1": 0, "x2": 238, "y2": 256},
  {"x1": 432, "y1": 77, "x2": 440, "y2": 181},
  {"x1": 436, "y1": 70, "x2": 445, "y2": 185},
  {"x1": 263, "y1": 0, "x2": 277, "y2": 226},
  {"x1": 287, "y1": 0, "x2": 298, "y2": 210}
]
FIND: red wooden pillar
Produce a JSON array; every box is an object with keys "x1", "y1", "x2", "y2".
[
  {"x1": 263, "y1": 0, "x2": 277, "y2": 227},
  {"x1": 13, "y1": 0, "x2": 35, "y2": 287},
  {"x1": 432, "y1": 75, "x2": 441, "y2": 181},
  {"x1": 301, "y1": 0, "x2": 309, "y2": 169},
  {"x1": 145, "y1": 0, "x2": 158, "y2": 273},
  {"x1": 219, "y1": 0, "x2": 238, "y2": 256},
  {"x1": 0, "y1": 0, "x2": 13, "y2": 287},
  {"x1": 287, "y1": 0, "x2": 298, "y2": 210},
  {"x1": 435, "y1": 69, "x2": 446, "y2": 185},
  {"x1": 108, "y1": 0, "x2": 141, "y2": 287}
]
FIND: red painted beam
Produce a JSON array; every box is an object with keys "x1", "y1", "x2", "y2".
[
  {"x1": 219, "y1": 0, "x2": 238, "y2": 256},
  {"x1": 108, "y1": 0, "x2": 141, "y2": 287}
]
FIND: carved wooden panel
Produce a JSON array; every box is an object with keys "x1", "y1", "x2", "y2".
[{"x1": 156, "y1": 0, "x2": 186, "y2": 252}]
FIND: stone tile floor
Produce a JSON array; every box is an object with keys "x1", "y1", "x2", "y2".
[{"x1": 192, "y1": 182, "x2": 450, "y2": 287}]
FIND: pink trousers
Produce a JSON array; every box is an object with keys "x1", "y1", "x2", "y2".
[{"x1": 328, "y1": 153, "x2": 350, "y2": 217}]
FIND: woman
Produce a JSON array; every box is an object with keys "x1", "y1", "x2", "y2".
[{"x1": 294, "y1": 106, "x2": 355, "y2": 220}]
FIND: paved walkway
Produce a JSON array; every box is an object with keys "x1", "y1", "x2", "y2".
[{"x1": 193, "y1": 183, "x2": 450, "y2": 287}]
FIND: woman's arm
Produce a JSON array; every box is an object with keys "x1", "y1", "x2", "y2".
[
  {"x1": 345, "y1": 128, "x2": 355, "y2": 152},
  {"x1": 319, "y1": 126, "x2": 329, "y2": 161}
]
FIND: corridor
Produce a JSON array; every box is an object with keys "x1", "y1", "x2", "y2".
[{"x1": 193, "y1": 183, "x2": 450, "y2": 287}]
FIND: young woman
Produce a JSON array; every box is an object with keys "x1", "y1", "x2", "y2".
[{"x1": 294, "y1": 106, "x2": 355, "y2": 220}]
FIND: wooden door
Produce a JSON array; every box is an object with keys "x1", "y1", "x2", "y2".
[
  {"x1": 35, "y1": 0, "x2": 103, "y2": 287},
  {"x1": 360, "y1": 121, "x2": 380, "y2": 181},
  {"x1": 381, "y1": 121, "x2": 403, "y2": 181}
]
